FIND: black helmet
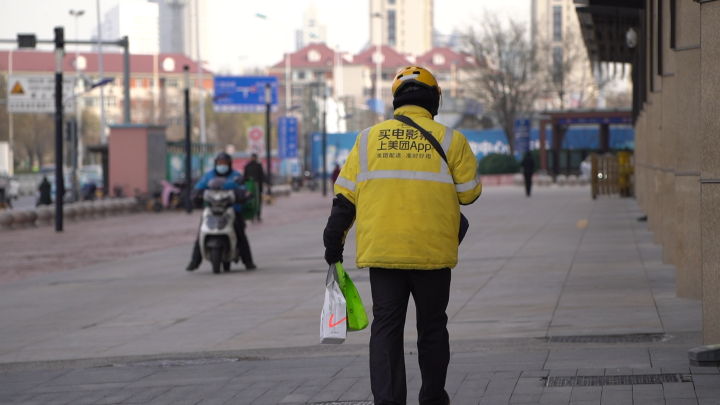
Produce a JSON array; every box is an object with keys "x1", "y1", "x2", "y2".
[{"x1": 214, "y1": 152, "x2": 233, "y2": 176}]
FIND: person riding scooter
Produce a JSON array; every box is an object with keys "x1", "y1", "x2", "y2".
[{"x1": 186, "y1": 152, "x2": 257, "y2": 271}]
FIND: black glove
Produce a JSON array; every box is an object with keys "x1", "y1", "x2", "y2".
[
  {"x1": 323, "y1": 194, "x2": 356, "y2": 267},
  {"x1": 324, "y1": 253, "x2": 343, "y2": 266}
]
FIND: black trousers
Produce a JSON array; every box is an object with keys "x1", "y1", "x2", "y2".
[
  {"x1": 191, "y1": 214, "x2": 253, "y2": 265},
  {"x1": 369, "y1": 268, "x2": 451, "y2": 405},
  {"x1": 523, "y1": 172, "x2": 533, "y2": 196}
]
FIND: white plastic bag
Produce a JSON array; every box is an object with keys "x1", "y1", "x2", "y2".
[{"x1": 320, "y1": 263, "x2": 347, "y2": 344}]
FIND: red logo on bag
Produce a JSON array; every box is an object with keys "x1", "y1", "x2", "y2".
[{"x1": 328, "y1": 314, "x2": 347, "y2": 328}]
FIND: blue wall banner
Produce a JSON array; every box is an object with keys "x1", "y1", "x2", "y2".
[{"x1": 309, "y1": 126, "x2": 634, "y2": 174}]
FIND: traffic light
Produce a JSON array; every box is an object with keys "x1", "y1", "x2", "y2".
[{"x1": 17, "y1": 34, "x2": 36, "y2": 48}]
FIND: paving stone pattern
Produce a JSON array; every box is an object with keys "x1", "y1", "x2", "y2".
[{"x1": 1, "y1": 352, "x2": 719, "y2": 404}]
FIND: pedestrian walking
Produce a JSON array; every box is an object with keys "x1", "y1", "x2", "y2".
[
  {"x1": 243, "y1": 153, "x2": 265, "y2": 221},
  {"x1": 37, "y1": 176, "x2": 52, "y2": 206},
  {"x1": 521, "y1": 152, "x2": 535, "y2": 197},
  {"x1": 323, "y1": 66, "x2": 482, "y2": 405}
]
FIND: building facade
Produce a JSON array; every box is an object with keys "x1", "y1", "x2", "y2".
[
  {"x1": 296, "y1": 4, "x2": 329, "y2": 51},
  {"x1": 100, "y1": 0, "x2": 160, "y2": 55},
  {"x1": 532, "y1": 0, "x2": 596, "y2": 109},
  {"x1": 183, "y1": 0, "x2": 208, "y2": 62},
  {"x1": 576, "y1": 0, "x2": 720, "y2": 343},
  {"x1": 152, "y1": 0, "x2": 187, "y2": 54},
  {"x1": 0, "y1": 50, "x2": 212, "y2": 132},
  {"x1": 369, "y1": 0, "x2": 433, "y2": 57},
  {"x1": 267, "y1": 43, "x2": 478, "y2": 133}
]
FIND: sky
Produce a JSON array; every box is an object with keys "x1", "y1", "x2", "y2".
[{"x1": 0, "y1": 0, "x2": 531, "y2": 73}]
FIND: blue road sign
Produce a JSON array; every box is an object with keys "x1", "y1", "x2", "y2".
[
  {"x1": 213, "y1": 76, "x2": 279, "y2": 113},
  {"x1": 514, "y1": 118, "x2": 531, "y2": 154},
  {"x1": 278, "y1": 116, "x2": 299, "y2": 159}
]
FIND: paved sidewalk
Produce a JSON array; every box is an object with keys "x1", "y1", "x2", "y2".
[
  {"x1": 0, "y1": 192, "x2": 330, "y2": 284},
  {"x1": 1, "y1": 187, "x2": 717, "y2": 404},
  {"x1": 1, "y1": 342, "x2": 719, "y2": 405}
]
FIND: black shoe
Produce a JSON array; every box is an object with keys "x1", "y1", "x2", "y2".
[
  {"x1": 186, "y1": 260, "x2": 200, "y2": 271},
  {"x1": 245, "y1": 263, "x2": 257, "y2": 270}
]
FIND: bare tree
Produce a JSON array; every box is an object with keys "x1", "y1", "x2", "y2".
[
  {"x1": 13, "y1": 113, "x2": 54, "y2": 168},
  {"x1": 466, "y1": 14, "x2": 543, "y2": 154}
]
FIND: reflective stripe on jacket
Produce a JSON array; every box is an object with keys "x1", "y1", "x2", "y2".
[{"x1": 335, "y1": 105, "x2": 482, "y2": 270}]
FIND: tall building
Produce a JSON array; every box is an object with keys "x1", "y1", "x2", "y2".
[
  {"x1": 296, "y1": 4, "x2": 329, "y2": 50},
  {"x1": 369, "y1": 0, "x2": 433, "y2": 56},
  {"x1": 184, "y1": 0, "x2": 209, "y2": 61},
  {"x1": 531, "y1": 0, "x2": 595, "y2": 109},
  {"x1": 100, "y1": 0, "x2": 160, "y2": 55},
  {"x1": 152, "y1": 0, "x2": 187, "y2": 54}
]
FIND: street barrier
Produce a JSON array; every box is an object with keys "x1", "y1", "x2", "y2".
[
  {"x1": 590, "y1": 152, "x2": 634, "y2": 199},
  {"x1": 0, "y1": 197, "x2": 141, "y2": 230}
]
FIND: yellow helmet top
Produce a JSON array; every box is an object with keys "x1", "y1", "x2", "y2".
[{"x1": 391, "y1": 66, "x2": 442, "y2": 97}]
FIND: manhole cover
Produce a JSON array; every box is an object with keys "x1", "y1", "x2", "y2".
[
  {"x1": 548, "y1": 334, "x2": 666, "y2": 343},
  {"x1": 115, "y1": 358, "x2": 239, "y2": 367},
  {"x1": 546, "y1": 374, "x2": 692, "y2": 387}
]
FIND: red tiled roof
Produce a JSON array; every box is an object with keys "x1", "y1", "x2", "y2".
[
  {"x1": 416, "y1": 47, "x2": 478, "y2": 70},
  {"x1": 353, "y1": 45, "x2": 411, "y2": 70},
  {"x1": 0, "y1": 50, "x2": 212, "y2": 75},
  {"x1": 271, "y1": 43, "x2": 337, "y2": 69}
]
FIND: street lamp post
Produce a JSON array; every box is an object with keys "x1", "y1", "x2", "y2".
[
  {"x1": 54, "y1": 27, "x2": 65, "y2": 232},
  {"x1": 371, "y1": 12, "x2": 383, "y2": 104},
  {"x1": 321, "y1": 83, "x2": 327, "y2": 197},
  {"x1": 255, "y1": 13, "x2": 292, "y2": 115},
  {"x1": 183, "y1": 66, "x2": 192, "y2": 213},
  {"x1": 265, "y1": 84, "x2": 272, "y2": 197},
  {"x1": 69, "y1": 9, "x2": 84, "y2": 202},
  {"x1": 95, "y1": 0, "x2": 107, "y2": 144},
  {"x1": 194, "y1": 0, "x2": 206, "y2": 144}
]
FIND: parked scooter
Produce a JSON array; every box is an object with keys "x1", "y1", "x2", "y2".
[
  {"x1": 304, "y1": 171, "x2": 318, "y2": 191},
  {"x1": 198, "y1": 177, "x2": 249, "y2": 273}
]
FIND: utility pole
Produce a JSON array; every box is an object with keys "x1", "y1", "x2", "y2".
[
  {"x1": 184, "y1": 65, "x2": 192, "y2": 213},
  {"x1": 195, "y1": 0, "x2": 206, "y2": 143},
  {"x1": 321, "y1": 82, "x2": 327, "y2": 197},
  {"x1": 96, "y1": 0, "x2": 107, "y2": 143},
  {"x1": 265, "y1": 84, "x2": 272, "y2": 196},
  {"x1": 54, "y1": 27, "x2": 65, "y2": 232},
  {"x1": 372, "y1": 12, "x2": 383, "y2": 105},
  {"x1": 69, "y1": 9, "x2": 84, "y2": 199}
]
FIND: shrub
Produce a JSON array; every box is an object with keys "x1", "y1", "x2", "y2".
[{"x1": 477, "y1": 153, "x2": 520, "y2": 175}]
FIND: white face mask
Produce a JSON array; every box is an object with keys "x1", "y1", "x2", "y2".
[{"x1": 216, "y1": 165, "x2": 229, "y2": 175}]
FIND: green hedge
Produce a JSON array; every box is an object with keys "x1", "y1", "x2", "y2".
[{"x1": 477, "y1": 153, "x2": 520, "y2": 175}]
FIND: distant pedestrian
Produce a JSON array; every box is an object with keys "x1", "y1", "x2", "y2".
[
  {"x1": 324, "y1": 66, "x2": 482, "y2": 405},
  {"x1": 331, "y1": 164, "x2": 341, "y2": 184},
  {"x1": 38, "y1": 176, "x2": 52, "y2": 206},
  {"x1": 521, "y1": 152, "x2": 535, "y2": 197},
  {"x1": 244, "y1": 154, "x2": 265, "y2": 221}
]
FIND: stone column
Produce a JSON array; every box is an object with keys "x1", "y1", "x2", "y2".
[
  {"x1": 662, "y1": 76, "x2": 676, "y2": 264},
  {"x1": 700, "y1": 1, "x2": 720, "y2": 344},
  {"x1": 635, "y1": 111, "x2": 645, "y2": 210},
  {"x1": 675, "y1": 48, "x2": 702, "y2": 299}
]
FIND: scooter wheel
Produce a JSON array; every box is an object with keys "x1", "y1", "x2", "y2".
[
  {"x1": 223, "y1": 262, "x2": 231, "y2": 272},
  {"x1": 210, "y1": 248, "x2": 222, "y2": 274}
]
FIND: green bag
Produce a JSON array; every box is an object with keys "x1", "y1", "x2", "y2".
[
  {"x1": 241, "y1": 178, "x2": 260, "y2": 220},
  {"x1": 334, "y1": 262, "x2": 369, "y2": 331}
]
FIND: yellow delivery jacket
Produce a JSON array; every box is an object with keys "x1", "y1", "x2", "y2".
[{"x1": 334, "y1": 105, "x2": 482, "y2": 270}]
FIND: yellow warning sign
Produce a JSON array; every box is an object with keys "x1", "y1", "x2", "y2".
[{"x1": 10, "y1": 81, "x2": 24, "y2": 95}]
